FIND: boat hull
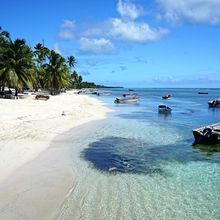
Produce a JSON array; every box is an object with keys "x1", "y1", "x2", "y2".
[
  {"x1": 193, "y1": 130, "x2": 219, "y2": 145},
  {"x1": 114, "y1": 98, "x2": 139, "y2": 104}
]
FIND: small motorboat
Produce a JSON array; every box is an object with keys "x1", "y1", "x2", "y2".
[
  {"x1": 35, "y1": 94, "x2": 50, "y2": 100},
  {"x1": 114, "y1": 96, "x2": 139, "y2": 104},
  {"x1": 122, "y1": 93, "x2": 138, "y2": 97},
  {"x1": 97, "y1": 92, "x2": 112, "y2": 96},
  {"x1": 193, "y1": 123, "x2": 220, "y2": 145},
  {"x1": 208, "y1": 99, "x2": 220, "y2": 107},
  {"x1": 162, "y1": 94, "x2": 172, "y2": 99},
  {"x1": 77, "y1": 89, "x2": 97, "y2": 94},
  {"x1": 158, "y1": 105, "x2": 172, "y2": 113},
  {"x1": 198, "y1": 92, "x2": 208, "y2": 94}
]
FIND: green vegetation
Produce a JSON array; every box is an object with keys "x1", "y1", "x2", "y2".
[{"x1": 0, "y1": 27, "x2": 101, "y2": 96}]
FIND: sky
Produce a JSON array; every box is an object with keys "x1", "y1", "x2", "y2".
[{"x1": 1, "y1": 0, "x2": 220, "y2": 88}]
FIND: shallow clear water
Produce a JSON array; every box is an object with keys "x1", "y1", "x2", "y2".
[{"x1": 59, "y1": 88, "x2": 220, "y2": 220}]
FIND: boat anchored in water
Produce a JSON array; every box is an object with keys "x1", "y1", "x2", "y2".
[
  {"x1": 208, "y1": 99, "x2": 220, "y2": 107},
  {"x1": 162, "y1": 94, "x2": 172, "y2": 99},
  {"x1": 114, "y1": 96, "x2": 139, "y2": 104},
  {"x1": 193, "y1": 123, "x2": 220, "y2": 145},
  {"x1": 97, "y1": 92, "x2": 112, "y2": 96},
  {"x1": 158, "y1": 105, "x2": 172, "y2": 114}
]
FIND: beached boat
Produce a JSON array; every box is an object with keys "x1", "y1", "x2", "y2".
[
  {"x1": 114, "y1": 96, "x2": 139, "y2": 104},
  {"x1": 158, "y1": 105, "x2": 172, "y2": 113},
  {"x1": 162, "y1": 94, "x2": 172, "y2": 99},
  {"x1": 193, "y1": 123, "x2": 220, "y2": 145},
  {"x1": 97, "y1": 92, "x2": 112, "y2": 96},
  {"x1": 35, "y1": 95, "x2": 50, "y2": 100},
  {"x1": 208, "y1": 99, "x2": 220, "y2": 107}
]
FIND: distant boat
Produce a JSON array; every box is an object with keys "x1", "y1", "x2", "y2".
[
  {"x1": 97, "y1": 92, "x2": 112, "y2": 96},
  {"x1": 114, "y1": 96, "x2": 139, "y2": 104},
  {"x1": 193, "y1": 123, "x2": 220, "y2": 145},
  {"x1": 77, "y1": 89, "x2": 97, "y2": 94},
  {"x1": 208, "y1": 99, "x2": 220, "y2": 107},
  {"x1": 122, "y1": 93, "x2": 138, "y2": 97},
  {"x1": 162, "y1": 94, "x2": 172, "y2": 99},
  {"x1": 198, "y1": 92, "x2": 208, "y2": 94},
  {"x1": 158, "y1": 105, "x2": 172, "y2": 113}
]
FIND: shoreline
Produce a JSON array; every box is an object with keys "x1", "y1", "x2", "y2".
[
  {"x1": 0, "y1": 90, "x2": 113, "y2": 183},
  {"x1": 0, "y1": 119, "x2": 104, "y2": 219},
  {"x1": 0, "y1": 91, "x2": 113, "y2": 219}
]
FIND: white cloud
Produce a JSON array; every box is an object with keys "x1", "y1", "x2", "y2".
[
  {"x1": 59, "y1": 19, "x2": 75, "y2": 40},
  {"x1": 53, "y1": 43, "x2": 61, "y2": 54},
  {"x1": 61, "y1": 20, "x2": 75, "y2": 29},
  {"x1": 157, "y1": 0, "x2": 220, "y2": 24},
  {"x1": 110, "y1": 18, "x2": 168, "y2": 42},
  {"x1": 117, "y1": 0, "x2": 144, "y2": 20},
  {"x1": 59, "y1": 30, "x2": 74, "y2": 40},
  {"x1": 79, "y1": 37, "x2": 115, "y2": 54},
  {"x1": 80, "y1": 1, "x2": 168, "y2": 44}
]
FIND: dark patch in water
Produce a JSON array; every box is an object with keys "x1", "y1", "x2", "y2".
[
  {"x1": 116, "y1": 111, "x2": 150, "y2": 120},
  {"x1": 82, "y1": 136, "x2": 220, "y2": 175},
  {"x1": 82, "y1": 137, "x2": 164, "y2": 175}
]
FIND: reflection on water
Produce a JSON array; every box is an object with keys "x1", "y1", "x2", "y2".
[{"x1": 193, "y1": 144, "x2": 220, "y2": 153}]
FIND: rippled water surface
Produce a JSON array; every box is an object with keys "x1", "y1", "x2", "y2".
[{"x1": 59, "y1": 88, "x2": 220, "y2": 220}]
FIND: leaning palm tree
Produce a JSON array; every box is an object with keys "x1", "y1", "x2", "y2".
[
  {"x1": 0, "y1": 38, "x2": 34, "y2": 96},
  {"x1": 43, "y1": 50, "x2": 70, "y2": 95}
]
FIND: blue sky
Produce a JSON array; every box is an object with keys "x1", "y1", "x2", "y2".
[{"x1": 1, "y1": 0, "x2": 220, "y2": 87}]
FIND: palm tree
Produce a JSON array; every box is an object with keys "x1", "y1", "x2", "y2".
[
  {"x1": 34, "y1": 43, "x2": 50, "y2": 66},
  {"x1": 43, "y1": 50, "x2": 70, "y2": 95},
  {"x1": 33, "y1": 43, "x2": 50, "y2": 91},
  {"x1": 67, "y1": 55, "x2": 76, "y2": 70},
  {"x1": 71, "y1": 70, "x2": 79, "y2": 82},
  {"x1": 78, "y1": 75, "x2": 83, "y2": 83},
  {"x1": 0, "y1": 29, "x2": 10, "y2": 44},
  {"x1": 0, "y1": 38, "x2": 34, "y2": 96}
]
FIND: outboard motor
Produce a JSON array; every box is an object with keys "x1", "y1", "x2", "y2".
[
  {"x1": 202, "y1": 127, "x2": 212, "y2": 138},
  {"x1": 114, "y1": 98, "x2": 120, "y2": 104}
]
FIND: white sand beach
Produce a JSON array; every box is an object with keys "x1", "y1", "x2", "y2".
[{"x1": 0, "y1": 91, "x2": 112, "y2": 219}]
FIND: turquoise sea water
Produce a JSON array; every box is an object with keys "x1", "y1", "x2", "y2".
[{"x1": 59, "y1": 88, "x2": 220, "y2": 220}]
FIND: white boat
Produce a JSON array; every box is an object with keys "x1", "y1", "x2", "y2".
[
  {"x1": 158, "y1": 105, "x2": 172, "y2": 113},
  {"x1": 208, "y1": 99, "x2": 220, "y2": 107},
  {"x1": 97, "y1": 92, "x2": 112, "y2": 96},
  {"x1": 114, "y1": 96, "x2": 139, "y2": 104},
  {"x1": 122, "y1": 93, "x2": 138, "y2": 97}
]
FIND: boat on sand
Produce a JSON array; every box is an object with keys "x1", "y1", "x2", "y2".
[{"x1": 35, "y1": 95, "x2": 50, "y2": 100}]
